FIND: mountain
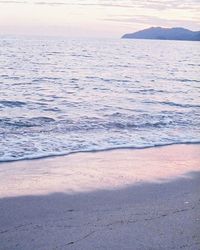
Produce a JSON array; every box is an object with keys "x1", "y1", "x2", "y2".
[{"x1": 122, "y1": 27, "x2": 200, "y2": 41}]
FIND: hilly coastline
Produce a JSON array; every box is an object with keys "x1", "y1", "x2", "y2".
[{"x1": 122, "y1": 27, "x2": 200, "y2": 41}]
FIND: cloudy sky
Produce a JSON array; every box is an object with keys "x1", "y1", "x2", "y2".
[{"x1": 0, "y1": 0, "x2": 199, "y2": 38}]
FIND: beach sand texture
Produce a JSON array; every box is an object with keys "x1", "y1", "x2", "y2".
[{"x1": 0, "y1": 144, "x2": 200, "y2": 249}]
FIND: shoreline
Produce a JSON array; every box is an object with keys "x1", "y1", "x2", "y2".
[
  {"x1": 0, "y1": 144, "x2": 200, "y2": 249},
  {"x1": 0, "y1": 144, "x2": 199, "y2": 198},
  {"x1": 1, "y1": 141, "x2": 199, "y2": 164}
]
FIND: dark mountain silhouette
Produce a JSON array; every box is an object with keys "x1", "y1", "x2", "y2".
[{"x1": 122, "y1": 27, "x2": 200, "y2": 41}]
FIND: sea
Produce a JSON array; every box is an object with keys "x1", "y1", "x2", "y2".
[{"x1": 0, "y1": 37, "x2": 199, "y2": 162}]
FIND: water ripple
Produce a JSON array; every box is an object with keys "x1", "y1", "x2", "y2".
[{"x1": 0, "y1": 37, "x2": 199, "y2": 162}]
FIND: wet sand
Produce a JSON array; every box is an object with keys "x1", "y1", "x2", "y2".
[{"x1": 0, "y1": 144, "x2": 200, "y2": 249}]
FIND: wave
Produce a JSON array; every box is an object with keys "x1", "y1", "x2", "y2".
[
  {"x1": 160, "y1": 101, "x2": 200, "y2": 108},
  {"x1": 0, "y1": 117, "x2": 189, "y2": 132},
  {"x1": 0, "y1": 141, "x2": 199, "y2": 164},
  {"x1": 85, "y1": 76, "x2": 131, "y2": 83},
  {"x1": 1, "y1": 117, "x2": 56, "y2": 128},
  {"x1": 0, "y1": 100, "x2": 26, "y2": 107},
  {"x1": 143, "y1": 100, "x2": 200, "y2": 109}
]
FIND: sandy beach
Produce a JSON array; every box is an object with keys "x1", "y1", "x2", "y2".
[{"x1": 0, "y1": 144, "x2": 200, "y2": 249}]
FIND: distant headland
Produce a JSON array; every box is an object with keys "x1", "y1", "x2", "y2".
[{"x1": 122, "y1": 27, "x2": 200, "y2": 41}]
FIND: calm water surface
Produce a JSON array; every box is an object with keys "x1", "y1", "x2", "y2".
[{"x1": 0, "y1": 37, "x2": 199, "y2": 162}]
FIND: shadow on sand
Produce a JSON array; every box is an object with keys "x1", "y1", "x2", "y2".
[{"x1": 0, "y1": 171, "x2": 200, "y2": 250}]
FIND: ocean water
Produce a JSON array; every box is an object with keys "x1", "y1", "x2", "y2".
[{"x1": 0, "y1": 37, "x2": 199, "y2": 162}]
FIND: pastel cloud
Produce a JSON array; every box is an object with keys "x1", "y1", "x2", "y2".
[{"x1": 0, "y1": 0, "x2": 199, "y2": 37}]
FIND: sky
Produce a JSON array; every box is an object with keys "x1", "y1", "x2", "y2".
[{"x1": 0, "y1": 0, "x2": 199, "y2": 38}]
